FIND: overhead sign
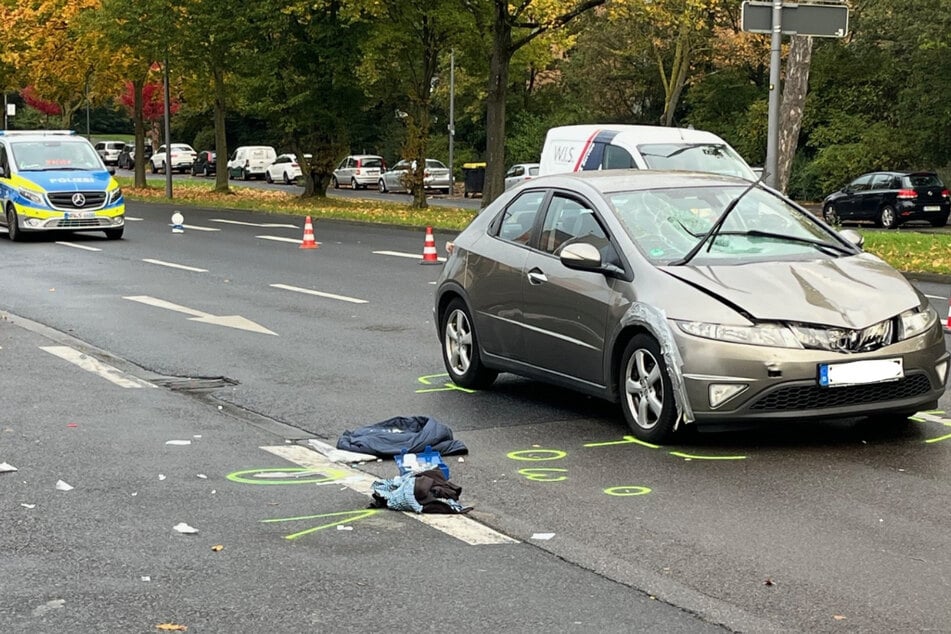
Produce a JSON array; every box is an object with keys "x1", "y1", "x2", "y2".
[{"x1": 741, "y1": 1, "x2": 849, "y2": 38}]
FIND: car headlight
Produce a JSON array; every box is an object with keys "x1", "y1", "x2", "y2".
[
  {"x1": 108, "y1": 187, "x2": 123, "y2": 204},
  {"x1": 674, "y1": 320, "x2": 803, "y2": 348},
  {"x1": 899, "y1": 305, "x2": 937, "y2": 340},
  {"x1": 18, "y1": 188, "x2": 44, "y2": 205}
]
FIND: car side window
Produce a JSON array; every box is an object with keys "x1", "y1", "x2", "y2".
[
  {"x1": 539, "y1": 194, "x2": 607, "y2": 255},
  {"x1": 603, "y1": 144, "x2": 637, "y2": 170},
  {"x1": 849, "y1": 175, "x2": 871, "y2": 191},
  {"x1": 871, "y1": 174, "x2": 892, "y2": 189},
  {"x1": 0, "y1": 146, "x2": 9, "y2": 175},
  {"x1": 495, "y1": 191, "x2": 547, "y2": 245}
]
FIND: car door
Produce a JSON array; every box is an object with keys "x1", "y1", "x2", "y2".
[
  {"x1": 466, "y1": 189, "x2": 549, "y2": 361},
  {"x1": 520, "y1": 192, "x2": 615, "y2": 385},
  {"x1": 837, "y1": 174, "x2": 870, "y2": 219},
  {"x1": 863, "y1": 173, "x2": 893, "y2": 219}
]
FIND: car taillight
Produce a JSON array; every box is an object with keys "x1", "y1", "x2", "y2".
[
  {"x1": 424, "y1": 170, "x2": 430, "y2": 178},
  {"x1": 942, "y1": 189, "x2": 950, "y2": 198},
  {"x1": 897, "y1": 189, "x2": 917, "y2": 199}
]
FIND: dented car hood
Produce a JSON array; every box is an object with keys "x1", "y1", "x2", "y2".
[{"x1": 659, "y1": 256, "x2": 922, "y2": 328}]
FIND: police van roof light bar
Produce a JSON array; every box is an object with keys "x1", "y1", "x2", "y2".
[{"x1": 0, "y1": 130, "x2": 76, "y2": 136}]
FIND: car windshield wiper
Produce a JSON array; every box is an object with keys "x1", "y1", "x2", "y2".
[
  {"x1": 640, "y1": 143, "x2": 715, "y2": 160},
  {"x1": 669, "y1": 170, "x2": 767, "y2": 266},
  {"x1": 713, "y1": 230, "x2": 855, "y2": 256}
]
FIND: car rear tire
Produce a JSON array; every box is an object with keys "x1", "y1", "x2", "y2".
[
  {"x1": 203, "y1": 166, "x2": 210, "y2": 177},
  {"x1": 283, "y1": 172, "x2": 291, "y2": 185},
  {"x1": 878, "y1": 205, "x2": 898, "y2": 229},
  {"x1": 150, "y1": 161, "x2": 158, "y2": 174},
  {"x1": 619, "y1": 333, "x2": 677, "y2": 444},
  {"x1": 441, "y1": 299, "x2": 498, "y2": 390},
  {"x1": 351, "y1": 177, "x2": 359, "y2": 190},
  {"x1": 242, "y1": 168, "x2": 250, "y2": 181},
  {"x1": 930, "y1": 212, "x2": 949, "y2": 227},
  {"x1": 378, "y1": 179, "x2": 387, "y2": 193},
  {"x1": 822, "y1": 203, "x2": 840, "y2": 225},
  {"x1": 104, "y1": 227, "x2": 124, "y2": 240},
  {"x1": 6, "y1": 205, "x2": 22, "y2": 242}
]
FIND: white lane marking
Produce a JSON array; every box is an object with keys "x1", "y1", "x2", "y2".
[
  {"x1": 256, "y1": 235, "x2": 314, "y2": 245},
  {"x1": 181, "y1": 224, "x2": 220, "y2": 232},
  {"x1": 270, "y1": 283, "x2": 368, "y2": 304},
  {"x1": 142, "y1": 259, "x2": 208, "y2": 273},
  {"x1": 211, "y1": 219, "x2": 299, "y2": 229},
  {"x1": 56, "y1": 242, "x2": 102, "y2": 252},
  {"x1": 125, "y1": 217, "x2": 143, "y2": 221},
  {"x1": 40, "y1": 346, "x2": 155, "y2": 388},
  {"x1": 925, "y1": 294, "x2": 945, "y2": 300},
  {"x1": 262, "y1": 445, "x2": 516, "y2": 546},
  {"x1": 123, "y1": 295, "x2": 278, "y2": 335},
  {"x1": 373, "y1": 249, "x2": 446, "y2": 263}
]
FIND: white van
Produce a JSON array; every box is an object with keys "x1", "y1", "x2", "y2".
[
  {"x1": 538, "y1": 124, "x2": 756, "y2": 180},
  {"x1": 227, "y1": 145, "x2": 277, "y2": 180}
]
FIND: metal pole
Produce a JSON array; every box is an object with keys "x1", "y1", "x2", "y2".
[
  {"x1": 764, "y1": 0, "x2": 783, "y2": 189},
  {"x1": 163, "y1": 48, "x2": 173, "y2": 199},
  {"x1": 85, "y1": 71, "x2": 91, "y2": 139},
  {"x1": 448, "y1": 50, "x2": 455, "y2": 194},
  {"x1": 2, "y1": 93, "x2": 7, "y2": 130}
]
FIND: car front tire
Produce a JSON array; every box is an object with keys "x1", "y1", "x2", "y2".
[
  {"x1": 104, "y1": 227, "x2": 124, "y2": 240},
  {"x1": 266, "y1": 171, "x2": 273, "y2": 184},
  {"x1": 441, "y1": 298, "x2": 498, "y2": 390},
  {"x1": 823, "y1": 203, "x2": 839, "y2": 225},
  {"x1": 6, "y1": 205, "x2": 22, "y2": 242},
  {"x1": 619, "y1": 333, "x2": 677, "y2": 444},
  {"x1": 331, "y1": 176, "x2": 339, "y2": 189},
  {"x1": 378, "y1": 179, "x2": 387, "y2": 193}
]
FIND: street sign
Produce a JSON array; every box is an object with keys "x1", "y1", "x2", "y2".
[{"x1": 741, "y1": 1, "x2": 849, "y2": 38}]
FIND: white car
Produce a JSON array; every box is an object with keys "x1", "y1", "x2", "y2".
[
  {"x1": 150, "y1": 143, "x2": 197, "y2": 174},
  {"x1": 265, "y1": 153, "x2": 311, "y2": 184},
  {"x1": 332, "y1": 154, "x2": 384, "y2": 190},
  {"x1": 94, "y1": 140, "x2": 125, "y2": 166},
  {"x1": 504, "y1": 162, "x2": 539, "y2": 190},
  {"x1": 378, "y1": 159, "x2": 451, "y2": 194},
  {"x1": 227, "y1": 145, "x2": 277, "y2": 181}
]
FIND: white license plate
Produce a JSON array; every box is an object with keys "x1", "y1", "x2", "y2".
[
  {"x1": 64, "y1": 211, "x2": 95, "y2": 219},
  {"x1": 924, "y1": 205, "x2": 941, "y2": 211},
  {"x1": 818, "y1": 358, "x2": 903, "y2": 387}
]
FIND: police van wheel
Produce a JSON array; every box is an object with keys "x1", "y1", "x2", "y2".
[
  {"x1": 104, "y1": 227, "x2": 124, "y2": 240},
  {"x1": 6, "y1": 206, "x2": 22, "y2": 242}
]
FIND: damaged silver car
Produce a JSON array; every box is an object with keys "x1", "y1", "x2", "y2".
[{"x1": 433, "y1": 171, "x2": 949, "y2": 443}]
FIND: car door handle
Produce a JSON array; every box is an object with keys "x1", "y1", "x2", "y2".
[{"x1": 527, "y1": 269, "x2": 548, "y2": 285}]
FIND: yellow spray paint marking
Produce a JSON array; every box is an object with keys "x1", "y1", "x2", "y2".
[
  {"x1": 517, "y1": 468, "x2": 568, "y2": 482},
  {"x1": 415, "y1": 373, "x2": 476, "y2": 394},
  {"x1": 668, "y1": 451, "x2": 746, "y2": 461},
  {"x1": 584, "y1": 436, "x2": 661, "y2": 450},
  {"x1": 925, "y1": 433, "x2": 951, "y2": 444},
  {"x1": 262, "y1": 509, "x2": 379, "y2": 540},
  {"x1": 226, "y1": 467, "x2": 348, "y2": 485},
  {"x1": 507, "y1": 449, "x2": 568, "y2": 461},
  {"x1": 604, "y1": 486, "x2": 652, "y2": 497}
]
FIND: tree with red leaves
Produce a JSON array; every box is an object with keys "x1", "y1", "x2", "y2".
[
  {"x1": 119, "y1": 80, "x2": 179, "y2": 122},
  {"x1": 21, "y1": 85, "x2": 62, "y2": 117}
]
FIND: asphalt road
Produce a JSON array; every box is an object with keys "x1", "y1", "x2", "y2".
[{"x1": 2, "y1": 201, "x2": 950, "y2": 632}]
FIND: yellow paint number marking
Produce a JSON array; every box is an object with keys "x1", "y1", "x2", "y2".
[{"x1": 517, "y1": 468, "x2": 569, "y2": 482}]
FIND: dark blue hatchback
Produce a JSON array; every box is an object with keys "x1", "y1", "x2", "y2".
[{"x1": 822, "y1": 171, "x2": 950, "y2": 229}]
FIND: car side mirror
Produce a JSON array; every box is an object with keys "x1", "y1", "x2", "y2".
[
  {"x1": 838, "y1": 228, "x2": 864, "y2": 249},
  {"x1": 108, "y1": 167, "x2": 116, "y2": 176},
  {"x1": 0, "y1": 166, "x2": 5, "y2": 178},
  {"x1": 559, "y1": 241, "x2": 624, "y2": 276},
  {"x1": 843, "y1": 186, "x2": 852, "y2": 194}
]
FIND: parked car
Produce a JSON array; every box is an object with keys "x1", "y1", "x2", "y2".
[
  {"x1": 504, "y1": 162, "x2": 540, "y2": 190},
  {"x1": 227, "y1": 145, "x2": 277, "y2": 180},
  {"x1": 191, "y1": 150, "x2": 216, "y2": 176},
  {"x1": 94, "y1": 140, "x2": 126, "y2": 166},
  {"x1": 434, "y1": 170, "x2": 949, "y2": 443},
  {"x1": 378, "y1": 159, "x2": 451, "y2": 194},
  {"x1": 332, "y1": 154, "x2": 385, "y2": 190},
  {"x1": 822, "y1": 171, "x2": 951, "y2": 229},
  {"x1": 265, "y1": 153, "x2": 310, "y2": 184},
  {"x1": 150, "y1": 143, "x2": 197, "y2": 174},
  {"x1": 117, "y1": 143, "x2": 153, "y2": 170}
]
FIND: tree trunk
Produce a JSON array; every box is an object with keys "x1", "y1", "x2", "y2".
[
  {"x1": 212, "y1": 66, "x2": 229, "y2": 193},
  {"x1": 132, "y1": 77, "x2": 147, "y2": 188},
  {"x1": 482, "y1": 7, "x2": 512, "y2": 207},
  {"x1": 777, "y1": 35, "x2": 813, "y2": 193},
  {"x1": 659, "y1": 29, "x2": 691, "y2": 127}
]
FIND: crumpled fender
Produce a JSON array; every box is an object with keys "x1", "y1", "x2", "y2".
[{"x1": 618, "y1": 302, "x2": 695, "y2": 428}]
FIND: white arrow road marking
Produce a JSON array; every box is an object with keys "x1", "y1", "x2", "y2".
[
  {"x1": 256, "y1": 235, "x2": 314, "y2": 245},
  {"x1": 262, "y1": 445, "x2": 516, "y2": 546},
  {"x1": 373, "y1": 249, "x2": 446, "y2": 262},
  {"x1": 270, "y1": 283, "x2": 367, "y2": 304},
  {"x1": 123, "y1": 295, "x2": 278, "y2": 335},
  {"x1": 181, "y1": 224, "x2": 220, "y2": 232},
  {"x1": 40, "y1": 346, "x2": 155, "y2": 388},
  {"x1": 142, "y1": 259, "x2": 208, "y2": 273},
  {"x1": 56, "y1": 242, "x2": 102, "y2": 252},
  {"x1": 211, "y1": 219, "x2": 298, "y2": 228}
]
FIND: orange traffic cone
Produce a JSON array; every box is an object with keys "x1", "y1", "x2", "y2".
[
  {"x1": 300, "y1": 216, "x2": 318, "y2": 249},
  {"x1": 420, "y1": 226, "x2": 440, "y2": 265}
]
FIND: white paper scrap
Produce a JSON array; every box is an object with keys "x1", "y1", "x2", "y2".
[
  {"x1": 337, "y1": 525, "x2": 353, "y2": 531},
  {"x1": 55, "y1": 480, "x2": 74, "y2": 491},
  {"x1": 531, "y1": 532, "x2": 556, "y2": 540},
  {"x1": 165, "y1": 440, "x2": 191, "y2": 446},
  {"x1": 140, "y1": 576, "x2": 151, "y2": 582},
  {"x1": 21, "y1": 503, "x2": 36, "y2": 509},
  {"x1": 0, "y1": 462, "x2": 17, "y2": 473},
  {"x1": 158, "y1": 474, "x2": 166, "y2": 481},
  {"x1": 173, "y1": 522, "x2": 199, "y2": 534},
  {"x1": 196, "y1": 474, "x2": 208, "y2": 479}
]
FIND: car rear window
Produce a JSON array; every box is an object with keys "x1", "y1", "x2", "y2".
[
  {"x1": 904, "y1": 174, "x2": 942, "y2": 188},
  {"x1": 250, "y1": 150, "x2": 271, "y2": 159},
  {"x1": 106, "y1": 142, "x2": 124, "y2": 149},
  {"x1": 529, "y1": 167, "x2": 539, "y2": 176},
  {"x1": 361, "y1": 158, "x2": 383, "y2": 168}
]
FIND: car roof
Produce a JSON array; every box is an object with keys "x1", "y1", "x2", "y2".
[
  {"x1": 349, "y1": 154, "x2": 382, "y2": 159},
  {"x1": 546, "y1": 124, "x2": 727, "y2": 145},
  {"x1": 523, "y1": 168, "x2": 753, "y2": 193}
]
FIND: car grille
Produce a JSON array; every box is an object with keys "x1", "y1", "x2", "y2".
[
  {"x1": 53, "y1": 218, "x2": 111, "y2": 228},
  {"x1": 749, "y1": 374, "x2": 933, "y2": 411},
  {"x1": 47, "y1": 191, "x2": 107, "y2": 211}
]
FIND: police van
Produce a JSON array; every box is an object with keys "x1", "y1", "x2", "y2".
[
  {"x1": 0, "y1": 130, "x2": 125, "y2": 241},
  {"x1": 538, "y1": 124, "x2": 756, "y2": 180}
]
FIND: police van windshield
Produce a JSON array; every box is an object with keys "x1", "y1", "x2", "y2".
[
  {"x1": 638, "y1": 143, "x2": 755, "y2": 179},
  {"x1": 11, "y1": 140, "x2": 103, "y2": 171}
]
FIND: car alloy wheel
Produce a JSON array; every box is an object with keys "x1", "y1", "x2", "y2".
[
  {"x1": 823, "y1": 203, "x2": 839, "y2": 225},
  {"x1": 378, "y1": 179, "x2": 387, "y2": 193},
  {"x1": 351, "y1": 177, "x2": 359, "y2": 190},
  {"x1": 331, "y1": 177, "x2": 339, "y2": 189},
  {"x1": 441, "y1": 299, "x2": 497, "y2": 390},
  {"x1": 878, "y1": 205, "x2": 897, "y2": 229},
  {"x1": 619, "y1": 333, "x2": 676, "y2": 443}
]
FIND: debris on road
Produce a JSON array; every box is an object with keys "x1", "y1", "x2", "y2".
[
  {"x1": 0, "y1": 462, "x2": 17, "y2": 473},
  {"x1": 531, "y1": 533, "x2": 556, "y2": 541},
  {"x1": 211, "y1": 545, "x2": 223, "y2": 552},
  {"x1": 165, "y1": 440, "x2": 191, "y2": 446},
  {"x1": 337, "y1": 415, "x2": 468, "y2": 457},
  {"x1": 32, "y1": 599, "x2": 65, "y2": 617},
  {"x1": 369, "y1": 468, "x2": 471, "y2": 514},
  {"x1": 55, "y1": 480, "x2": 74, "y2": 491},
  {"x1": 172, "y1": 522, "x2": 199, "y2": 534},
  {"x1": 21, "y1": 503, "x2": 36, "y2": 509}
]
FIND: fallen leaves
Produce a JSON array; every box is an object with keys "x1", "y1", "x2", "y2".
[{"x1": 156, "y1": 623, "x2": 187, "y2": 631}]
